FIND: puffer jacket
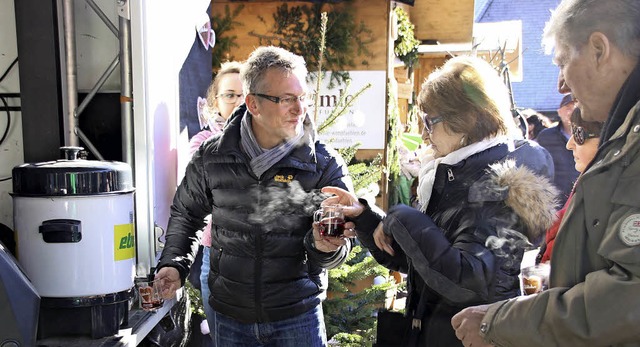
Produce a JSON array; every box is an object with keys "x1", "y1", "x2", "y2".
[
  {"x1": 353, "y1": 141, "x2": 558, "y2": 347},
  {"x1": 481, "y1": 82, "x2": 640, "y2": 345},
  {"x1": 157, "y1": 105, "x2": 354, "y2": 324}
]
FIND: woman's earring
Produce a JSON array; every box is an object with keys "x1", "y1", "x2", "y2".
[{"x1": 460, "y1": 136, "x2": 466, "y2": 146}]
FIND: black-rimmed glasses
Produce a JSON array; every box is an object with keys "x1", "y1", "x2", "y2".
[
  {"x1": 422, "y1": 114, "x2": 444, "y2": 134},
  {"x1": 216, "y1": 93, "x2": 244, "y2": 104},
  {"x1": 571, "y1": 125, "x2": 599, "y2": 145},
  {"x1": 252, "y1": 93, "x2": 308, "y2": 106}
]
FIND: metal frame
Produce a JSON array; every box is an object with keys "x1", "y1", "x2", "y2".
[
  {"x1": 57, "y1": 0, "x2": 153, "y2": 276},
  {"x1": 58, "y1": 0, "x2": 134, "y2": 163}
]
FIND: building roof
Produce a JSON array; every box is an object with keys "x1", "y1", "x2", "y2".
[{"x1": 475, "y1": 0, "x2": 563, "y2": 112}]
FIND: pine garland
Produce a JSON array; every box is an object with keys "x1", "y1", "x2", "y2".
[{"x1": 393, "y1": 7, "x2": 420, "y2": 70}]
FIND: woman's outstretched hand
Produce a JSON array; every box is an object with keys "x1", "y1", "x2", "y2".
[{"x1": 320, "y1": 186, "x2": 364, "y2": 218}]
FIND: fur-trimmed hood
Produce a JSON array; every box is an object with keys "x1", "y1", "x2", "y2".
[{"x1": 469, "y1": 159, "x2": 559, "y2": 241}]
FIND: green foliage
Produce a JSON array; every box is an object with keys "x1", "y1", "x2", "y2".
[
  {"x1": 185, "y1": 280, "x2": 205, "y2": 318},
  {"x1": 324, "y1": 246, "x2": 397, "y2": 344},
  {"x1": 346, "y1": 156, "x2": 383, "y2": 194},
  {"x1": 251, "y1": 3, "x2": 373, "y2": 87},
  {"x1": 211, "y1": 5, "x2": 244, "y2": 70},
  {"x1": 393, "y1": 7, "x2": 420, "y2": 70},
  {"x1": 386, "y1": 83, "x2": 402, "y2": 208}
]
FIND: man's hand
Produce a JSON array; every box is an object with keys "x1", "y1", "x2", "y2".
[
  {"x1": 451, "y1": 304, "x2": 494, "y2": 347},
  {"x1": 155, "y1": 267, "x2": 182, "y2": 299},
  {"x1": 312, "y1": 222, "x2": 350, "y2": 253}
]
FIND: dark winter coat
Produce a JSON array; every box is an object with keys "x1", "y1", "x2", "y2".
[
  {"x1": 535, "y1": 123, "x2": 579, "y2": 205},
  {"x1": 157, "y1": 105, "x2": 353, "y2": 324},
  {"x1": 353, "y1": 141, "x2": 558, "y2": 347}
]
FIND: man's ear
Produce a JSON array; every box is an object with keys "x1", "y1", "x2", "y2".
[
  {"x1": 245, "y1": 94, "x2": 260, "y2": 115},
  {"x1": 588, "y1": 32, "x2": 611, "y2": 70}
]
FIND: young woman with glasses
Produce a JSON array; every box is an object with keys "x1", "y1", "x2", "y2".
[{"x1": 537, "y1": 108, "x2": 603, "y2": 264}]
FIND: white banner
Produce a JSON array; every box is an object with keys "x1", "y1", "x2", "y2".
[{"x1": 307, "y1": 70, "x2": 386, "y2": 149}]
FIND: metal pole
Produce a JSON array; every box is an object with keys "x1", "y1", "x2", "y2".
[
  {"x1": 62, "y1": 0, "x2": 79, "y2": 146},
  {"x1": 119, "y1": 2, "x2": 134, "y2": 168}
]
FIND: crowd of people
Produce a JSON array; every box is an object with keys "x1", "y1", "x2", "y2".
[{"x1": 154, "y1": 0, "x2": 640, "y2": 346}]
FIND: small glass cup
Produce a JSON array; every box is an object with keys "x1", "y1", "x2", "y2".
[
  {"x1": 521, "y1": 263, "x2": 550, "y2": 295},
  {"x1": 314, "y1": 204, "x2": 346, "y2": 238},
  {"x1": 139, "y1": 279, "x2": 164, "y2": 310}
]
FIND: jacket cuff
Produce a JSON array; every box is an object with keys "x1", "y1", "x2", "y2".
[
  {"x1": 479, "y1": 299, "x2": 512, "y2": 345},
  {"x1": 304, "y1": 230, "x2": 352, "y2": 269},
  {"x1": 349, "y1": 198, "x2": 385, "y2": 235}
]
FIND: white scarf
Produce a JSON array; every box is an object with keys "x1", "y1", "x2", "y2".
[{"x1": 417, "y1": 136, "x2": 511, "y2": 212}]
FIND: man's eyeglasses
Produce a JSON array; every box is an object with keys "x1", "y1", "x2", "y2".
[
  {"x1": 571, "y1": 125, "x2": 599, "y2": 145},
  {"x1": 252, "y1": 93, "x2": 308, "y2": 106},
  {"x1": 216, "y1": 93, "x2": 244, "y2": 104},
  {"x1": 422, "y1": 114, "x2": 444, "y2": 134}
]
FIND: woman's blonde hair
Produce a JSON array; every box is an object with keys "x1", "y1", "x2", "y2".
[
  {"x1": 417, "y1": 55, "x2": 517, "y2": 144},
  {"x1": 205, "y1": 61, "x2": 243, "y2": 112}
]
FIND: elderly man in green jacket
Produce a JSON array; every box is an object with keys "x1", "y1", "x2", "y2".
[{"x1": 451, "y1": 0, "x2": 640, "y2": 346}]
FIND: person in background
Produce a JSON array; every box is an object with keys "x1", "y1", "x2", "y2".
[
  {"x1": 535, "y1": 93, "x2": 579, "y2": 205},
  {"x1": 321, "y1": 55, "x2": 559, "y2": 346},
  {"x1": 188, "y1": 61, "x2": 244, "y2": 336},
  {"x1": 155, "y1": 46, "x2": 354, "y2": 347},
  {"x1": 190, "y1": 61, "x2": 244, "y2": 153},
  {"x1": 521, "y1": 108, "x2": 551, "y2": 140},
  {"x1": 452, "y1": 0, "x2": 640, "y2": 345},
  {"x1": 536, "y1": 108, "x2": 603, "y2": 264}
]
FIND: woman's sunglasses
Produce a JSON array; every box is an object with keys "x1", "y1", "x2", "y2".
[
  {"x1": 571, "y1": 125, "x2": 599, "y2": 145},
  {"x1": 422, "y1": 114, "x2": 444, "y2": 134}
]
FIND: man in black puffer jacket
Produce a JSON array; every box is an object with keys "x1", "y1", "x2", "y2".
[{"x1": 155, "y1": 46, "x2": 354, "y2": 347}]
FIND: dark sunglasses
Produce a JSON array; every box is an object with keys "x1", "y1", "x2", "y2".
[
  {"x1": 571, "y1": 125, "x2": 599, "y2": 145},
  {"x1": 422, "y1": 114, "x2": 444, "y2": 134}
]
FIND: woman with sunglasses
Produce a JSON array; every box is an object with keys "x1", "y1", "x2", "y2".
[
  {"x1": 188, "y1": 60, "x2": 244, "y2": 338},
  {"x1": 537, "y1": 108, "x2": 603, "y2": 264},
  {"x1": 321, "y1": 55, "x2": 558, "y2": 346}
]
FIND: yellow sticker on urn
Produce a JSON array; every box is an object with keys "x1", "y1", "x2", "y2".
[{"x1": 114, "y1": 223, "x2": 135, "y2": 261}]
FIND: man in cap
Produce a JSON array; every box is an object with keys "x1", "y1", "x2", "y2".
[
  {"x1": 535, "y1": 93, "x2": 579, "y2": 205},
  {"x1": 452, "y1": 0, "x2": 640, "y2": 345}
]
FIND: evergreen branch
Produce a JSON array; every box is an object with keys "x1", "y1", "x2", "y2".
[
  {"x1": 317, "y1": 82, "x2": 372, "y2": 133},
  {"x1": 314, "y1": 12, "x2": 328, "y2": 123}
]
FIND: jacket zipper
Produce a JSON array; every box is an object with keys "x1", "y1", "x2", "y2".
[
  {"x1": 447, "y1": 168, "x2": 455, "y2": 181},
  {"x1": 255, "y1": 178, "x2": 264, "y2": 322}
]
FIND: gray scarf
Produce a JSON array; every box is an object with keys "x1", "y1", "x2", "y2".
[{"x1": 240, "y1": 110, "x2": 316, "y2": 177}]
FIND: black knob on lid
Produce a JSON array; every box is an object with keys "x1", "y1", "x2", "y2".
[{"x1": 60, "y1": 146, "x2": 84, "y2": 160}]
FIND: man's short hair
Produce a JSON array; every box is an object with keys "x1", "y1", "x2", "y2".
[
  {"x1": 240, "y1": 46, "x2": 308, "y2": 95},
  {"x1": 543, "y1": 0, "x2": 640, "y2": 58}
]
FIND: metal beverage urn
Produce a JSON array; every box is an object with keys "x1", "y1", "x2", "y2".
[{"x1": 12, "y1": 147, "x2": 136, "y2": 339}]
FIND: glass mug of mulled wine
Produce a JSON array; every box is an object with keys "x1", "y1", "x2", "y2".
[
  {"x1": 314, "y1": 204, "x2": 346, "y2": 237},
  {"x1": 139, "y1": 279, "x2": 164, "y2": 310},
  {"x1": 521, "y1": 263, "x2": 550, "y2": 295}
]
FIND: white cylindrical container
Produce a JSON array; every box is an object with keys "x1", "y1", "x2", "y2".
[
  {"x1": 11, "y1": 146, "x2": 135, "y2": 298},
  {"x1": 13, "y1": 194, "x2": 135, "y2": 297},
  {"x1": 12, "y1": 147, "x2": 137, "y2": 338}
]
